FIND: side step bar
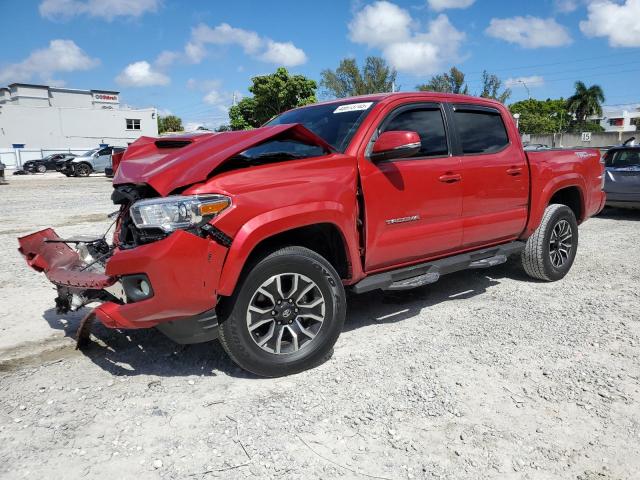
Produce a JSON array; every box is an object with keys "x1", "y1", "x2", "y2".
[{"x1": 353, "y1": 241, "x2": 525, "y2": 293}]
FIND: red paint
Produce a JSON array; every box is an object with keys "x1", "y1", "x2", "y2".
[
  {"x1": 18, "y1": 92, "x2": 605, "y2": 332},
  {"x1": 372, "y1": 130, "x2": 420, "y2": 154}
]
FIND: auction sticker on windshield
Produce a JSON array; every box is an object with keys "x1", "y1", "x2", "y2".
[{"x1": 333, "y1": 102, "x2": 373, "y2": 114}]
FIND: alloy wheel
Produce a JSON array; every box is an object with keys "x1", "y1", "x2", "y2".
[
  {"x1": 549, "y1": 219, "x2": 573, "y2": 268},
  {"x1": 246, "y1": 273, "x2": 325, "y2": 355}
]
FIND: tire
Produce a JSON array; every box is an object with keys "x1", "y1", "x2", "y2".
[
  {"x1": 218, "y1": 246, "x2": 346, "y2": 377},
  {"x1": 521, "y1": 204, "x2": 578, "y2": 281},
  {"x1": 36, "y1": 164, "x2": 47, "y2": 173},
  {"x1": 75, "y1": 163, "x2": 91, "y2": 177}
]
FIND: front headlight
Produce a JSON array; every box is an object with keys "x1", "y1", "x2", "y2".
[{"x1": 130, "y1": 194, "x2": 231, "y2": 233}]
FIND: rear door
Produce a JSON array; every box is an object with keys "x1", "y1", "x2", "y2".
[
  {"x1": 449, "y1": 104, "x2": 529, "y2": 248},
  {"x1": 359, "y1": 102, "x2": 463, "y2": 271},
  {"x1": 605, "y1": 149, "x2": 640, "y2": 199}
]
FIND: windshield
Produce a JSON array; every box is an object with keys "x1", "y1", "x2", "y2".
[
  {"x1": 80, "y1": 148, "x2": 100, "y2": 157},
  {"x1": 266, "y1": 100, "x2": 378, "y2": 152}
]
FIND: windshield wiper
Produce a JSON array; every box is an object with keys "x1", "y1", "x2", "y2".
[{"x1": 254, "y1": 151, "x2": 306, "y2": 161}]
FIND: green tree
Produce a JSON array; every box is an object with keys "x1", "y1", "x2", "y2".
[
  {"x1": 320, "y1": 57, "x2": 397, "y2": 98},
  {"x1": 566, "y1": 81, "x2": 605, "y2": 122},
  {"x1": 157, "y1": 115, "x2": 183, "y2": 134},
  {"x1": 417, "y1": 67, "x2": 468, "y2": 94},
  {"x1": 509, "y1": 98, "x2": 571, "y2": 134},
  {"x1": 228, "y1": 68, "x2": 317, "y2": 130},
  {"x1": 480, "y1": 71, "x2": 511, "y2": 103}
]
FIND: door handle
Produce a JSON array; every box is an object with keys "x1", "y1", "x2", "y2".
[
  {"x1": 438, "y1": 173, "x2": 462, "y2": 183},
  {"x1": 507, "y1": 166, "x2": 523, "y2": 176}
]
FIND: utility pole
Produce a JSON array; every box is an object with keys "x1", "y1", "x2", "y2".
[{"x1": 518, "y1": 80, "x2": 531, "y2": 99}]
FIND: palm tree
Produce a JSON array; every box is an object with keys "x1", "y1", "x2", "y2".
[{"x1": 566, "y1": 81, "x2": 605, "y2": 122}]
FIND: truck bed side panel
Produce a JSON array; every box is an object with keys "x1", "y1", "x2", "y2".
[{"x1": 523, "y1": 148, "x2": 604, "y2": 239}]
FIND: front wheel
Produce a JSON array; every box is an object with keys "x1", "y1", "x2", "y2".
[
  {"x1": 218, "y1": 246, "x2": 346, "y2": 377},
  {"x1": 36, "y1": 164, "x2": 47, "y2": 173},
  {"x1": 74, "y1": 163, "x2": 91, "y2": 177},
  {"x1": 521, "y1": 204, "x2": 579, "y2": 281}
]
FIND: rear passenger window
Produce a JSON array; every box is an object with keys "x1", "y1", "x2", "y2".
[
  {"x1": 454, "y1": 109, "x2": 509, "y2": 154},
  {"x1": 383, "y1": 108, "x2": 448, "y2": 157}
]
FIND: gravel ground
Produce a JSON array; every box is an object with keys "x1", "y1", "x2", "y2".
[{"x1": 1, "y1": 174, "x2": 639, "y2": 479}]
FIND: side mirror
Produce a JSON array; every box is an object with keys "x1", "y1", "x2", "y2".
[{"x1": 371, "y1": 131, "x2": 421, "y2": 162}]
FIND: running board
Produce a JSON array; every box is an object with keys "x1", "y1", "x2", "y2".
[{"x1": 353, "y1": 241, "x2": 525, "y2": 293}]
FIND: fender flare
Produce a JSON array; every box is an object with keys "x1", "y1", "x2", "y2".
[
  {"x1": 524, "y1": 173, "x2": 586, "y2": 238},
  {"x1": 216, "y1": 201, "x2": 361, "y2": 296}
]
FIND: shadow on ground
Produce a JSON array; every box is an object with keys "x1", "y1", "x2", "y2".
[
  {"x1": 38, "y1": 258, "x2": 529, "y2": 378},
  {"x1": 597, "y1": 207, "x2": 640, "y2": 221}
]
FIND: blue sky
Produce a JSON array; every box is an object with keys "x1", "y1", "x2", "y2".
[{"x1": 1, "y1": 0, "x2": 639, "y2": 128}]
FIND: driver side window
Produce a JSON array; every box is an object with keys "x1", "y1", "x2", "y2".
[{"x1": 382, "y1": 107, "x2": 448, "y2": 158}]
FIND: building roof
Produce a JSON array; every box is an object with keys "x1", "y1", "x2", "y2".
[{"x1": 6, "y1": 83, "x2": 119, "y2": 95}]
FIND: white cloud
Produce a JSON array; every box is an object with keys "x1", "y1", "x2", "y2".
[
  {"x1": 349, "y1": 3, "x2": 466, "y2": 76},
  {"x1": 485, "y1": 16, "x2": 572, "y2": 48},
  {"x1": 348, "y1": 1, "x2": 412, "y2": 47},
  {"x1": 427, "y1": 0, "x2": 475, "y2": 11},
  {"x1": 155, "y1": 50, "x2": 179, "y2": 68},
  {"x1": 39, "y1": 0, "x2": 160, "y2": 21},
  {"x1": 554, "y1": 0, "x2": 579, "y2": 13},
  {"x1": 259, "y1": 40, "x2": 307, "y2": 66},
  {"x1": 505, "y1": 75, "x2": 545, "y2": 88},
  {"x1": 115, "y1": 61, "x2": 170, "y2": 87},
  {"x1": 580, "y1": 0, "x2": 640, "y2": 47},
  {"x1": 184, "y1": 22, "x2": 308, "y2": 66},
  {"x1": 156, "y1": 108, "x2": 172, "y2": 116},
  {"x1": 0, "y1": 39, "x2": 99, "y2": 84}
]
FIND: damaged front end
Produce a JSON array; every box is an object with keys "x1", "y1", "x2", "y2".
[{"x1": 18, "y1": 183, "x2": 230, "y2": 346}]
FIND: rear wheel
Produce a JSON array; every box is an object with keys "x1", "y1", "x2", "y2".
[
  {"x1": 521, "y1": 204, "x2": 578, "y2": 281},
  {"x1": 74, "y1": 163, "x2": 91, "y2": 177},
  {"x1": 218, "y1": 246, "x2": 346, "y2": 377}
]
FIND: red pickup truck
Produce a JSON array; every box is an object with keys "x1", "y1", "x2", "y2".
[{"x1": 19, "y1": 93, "x2": 605, "y2": 376}]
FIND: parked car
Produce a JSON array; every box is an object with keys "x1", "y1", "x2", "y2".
[
  {"x1": 19, "y1": 92, "x2": 605, "y2": 377},
  {"x1": 523, "y1": 143, "x2": 550, "y2": 151},
  {"x1": 22, "y1": 153, "x2": 77, "y2": 173},
  {"x1": 58, "y1": 146, "x2": 126, "y2": 177},
  {"x1": 602, "y1": 143, "x2": 640, "y2": 209}
]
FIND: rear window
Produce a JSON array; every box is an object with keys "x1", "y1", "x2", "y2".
[
  {"x1": 606, "y1": 149, "x2": 640, "y2": 168},
  {"x1": 454, "y1": 109, "x2": 509, "y2": 154}
]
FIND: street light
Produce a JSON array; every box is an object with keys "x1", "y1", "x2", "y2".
[{"x1": 518, "y1": 80, "x2": 531, "y2": 99}]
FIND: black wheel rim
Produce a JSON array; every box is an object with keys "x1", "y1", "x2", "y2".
[{"x1": 549, "y1": 219, "x2": 573, "y2": 268}]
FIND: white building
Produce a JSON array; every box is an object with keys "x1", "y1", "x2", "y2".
[
  {"x1": 0, "y1": 83, "x2": 157, "y2": 167},
  {"x1": 592, "y1": 104, "x2": 640, "y2": 133}
]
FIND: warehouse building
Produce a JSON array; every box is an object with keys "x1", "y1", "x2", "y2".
[{"x1": 0, "y1": 83, "x2": 157, "y2": 167}]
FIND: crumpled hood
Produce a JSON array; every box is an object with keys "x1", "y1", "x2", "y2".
[{"x1": 114, "y1": 123, "x2": 334, "y2": 196}]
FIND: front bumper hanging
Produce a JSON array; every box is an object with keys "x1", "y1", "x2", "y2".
[{"x1": 18, "y1": 227, "x2": 228, "y2": 342}]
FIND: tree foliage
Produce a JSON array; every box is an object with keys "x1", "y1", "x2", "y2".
[
  {"x1": 509, "y1": 98, "x2": 571, "y2": 134},
  {"x1": 566, "y1": 81, "x2": 605, "y2": 122},
  {"x1": 228, "y1": 68, "x2": 317, "y2": 130},
  {"x1": 157, "y1": 115, "x2": 183, "y2": 134},
  {"x1": 320, "y1": 57, "x2": 397, "y2": 98},
  {"x1": 480, "y1": 71, "x2": 511, "y2": 103},
  {"x1": 417, "y1": 67, "x2": 468, "y2": 94}
]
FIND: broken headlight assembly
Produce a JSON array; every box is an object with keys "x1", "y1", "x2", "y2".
[{"x1": 130, "y1": 194, "x2": 231, "y2": 233}]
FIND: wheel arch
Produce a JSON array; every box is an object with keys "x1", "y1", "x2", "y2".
[{"x1": 217, "y1": 203, "x2": 361, "y2": 297}]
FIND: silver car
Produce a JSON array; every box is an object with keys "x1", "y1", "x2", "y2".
[
  {"x1": 603, "y1": 145, "x2": 640, "y2": 209},
  {"x1": 59, "y1": 146, "x2": 125, "y2": 177}
]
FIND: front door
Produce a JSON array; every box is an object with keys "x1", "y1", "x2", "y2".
[
  {"x1": 359, "y1": 103, "x2": 463, "y2": 271},
  {"x1": 94, "y1": 148, "x2": 112, "y2": 172},
  {"x1": 449, "y1": 104, "x2": 529, "y2": 248}
]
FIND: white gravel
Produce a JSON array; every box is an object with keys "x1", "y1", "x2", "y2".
[{"x1": 1, "y1": 173, "x2": 639, "y2": 479}]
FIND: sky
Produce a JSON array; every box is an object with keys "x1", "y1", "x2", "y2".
[{"x1": 1, "y1": 0, "x2": 639, "y2": 129}]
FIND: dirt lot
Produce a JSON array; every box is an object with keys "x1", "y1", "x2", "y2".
[{"x1": 1, "y1": 174, "x2": 639, "y2": 479}]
